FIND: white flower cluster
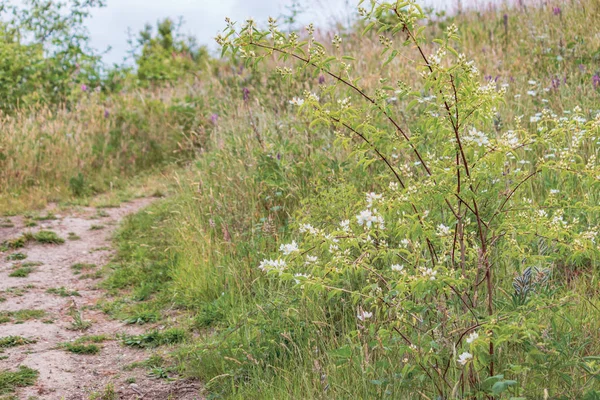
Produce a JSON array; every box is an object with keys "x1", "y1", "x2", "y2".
[
  {"x1": 258, "y1": 259, "x2": 287, "y2": 274},
  {"x1": 356, "y1": 209, "x2": 385, "y2": 230},
  {"x1": 463, "y1": 127, "x2": 490, "y2": 147},
  {"x1": 279, "y1": 241, "x2": 299, "y2": 255}
]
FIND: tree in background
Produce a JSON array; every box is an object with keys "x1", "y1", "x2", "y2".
[
  {"x1": 0, "y1": 0, "x2": 105, "y2": 110},
  {"x1": 131, "y1": 17, "x2": 209, "y2": 84}
]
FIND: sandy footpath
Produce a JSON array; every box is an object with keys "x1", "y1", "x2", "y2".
[{"x1": 0, "y1": 199, "x2": 202, "y2": 399}]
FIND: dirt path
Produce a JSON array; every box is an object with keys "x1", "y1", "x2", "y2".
[{"x1": 0, "y1": 199, "x2": 202, "y2": 400}]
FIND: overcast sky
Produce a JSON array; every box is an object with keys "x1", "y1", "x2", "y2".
[{"x1": 84, "y1": 0, "x2": 472, "y2": 65}]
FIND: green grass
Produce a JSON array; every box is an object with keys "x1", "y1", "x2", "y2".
[
  {"x1": 8, "y1": 267, "x2": 34, "y2": 278},
  {"x1": 5, "y1": 253, "x2": 26, "y2": 261},
  {"x1": 0, "y1": 336, "x2": 36, "y2": 351},
  {"x1": 89, "y1": 224, "x2": 105, "y2": 231},
  {"x1": 67, "y1": 232, "x2": 81, "y2": 241},
  {"x1": 46, "y1": 287, "x2": 80, "y2": 297},
  {"x1": 0, "y1": 310, "x2": 46, "y2": 324},
  {"x1": 121, "y1": 329, "x2": 186, "y2": 349},
  {"x1": 70, "y1": 263, "x2": 96, "y2": 275},
  {"x1": 1, "y1": 230, "x2": 64, "y2": 249},
  {"x1": 0, "y1": 366, "x2": 38, "y2": 395},
  {"x1": 62, "y1": 343, "x2": 100, "y2": 355}
]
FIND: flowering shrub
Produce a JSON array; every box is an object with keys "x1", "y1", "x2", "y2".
[{"x1": 218, "y1": 1, "x2": 600, "y2": 397}]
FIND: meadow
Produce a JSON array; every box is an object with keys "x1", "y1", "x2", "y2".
[{"x1": 1, "y1": 0, "x2": 600, "y2": 399}]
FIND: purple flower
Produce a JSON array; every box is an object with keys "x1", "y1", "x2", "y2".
[
  {"x1": 593, "y1": 74, "x2": 600, "y2": 89},
  {"x1": 104, "y1": 109, "x2": 110, "y2": 118},
  {"x1": 243, "y1": 87, "x2": 250, "y2": 102},
  {"x1": 553, "y1": 6, "x2": 561, "y2": 15},
  {"x1": 551, "y1": 76, "x2": 561, "y2": 89},
  {"x1": 579, "y1": 64, "x2": 586, "y2": 72},
  {"x1": 485, "y1": 75, "x2": 492, "y2": 82},
  {"x1": 318, "y1": 75, "x2": 325, "y2": 84},
  {"x1": 210, "y1": 113, "x2": 219, "y2": 124},
  {"x1": 276, "y1": 153, "x2": 281, "y2": 160},
  {"x1": 81, "y1": 84, "x2": 88, "y2": 92}
]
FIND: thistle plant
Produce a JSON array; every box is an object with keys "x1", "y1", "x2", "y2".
[{"x1": 219, "y1": 1, "x2": 600, "y2": 397}]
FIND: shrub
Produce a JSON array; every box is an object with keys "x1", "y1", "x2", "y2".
[{"x1": 219, "y1": 1, "x2": 600, "y2": 397}]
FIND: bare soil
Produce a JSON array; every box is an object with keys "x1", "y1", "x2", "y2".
[{"x1": 0, "y1": 199, "x2": 203, "y2": 400}]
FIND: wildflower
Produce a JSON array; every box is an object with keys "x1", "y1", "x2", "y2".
[
  {"x1": 389, "y1": 182, "x2": 398, "y2": 191},
  {"x1": 400, "y1": 239, "x2": 410, "y2": 247},
  {"x1": 366, "y1": 192, "x2": 383, "y2": 207},
  {"x1": 466, "y1": 331, "x2": 479, "y2": 344},
  {"x1": 436, "y1": 224, "x2": 451, "y2": 236},
  {"x1": 289, "y1": 97, "x2": 304, "y2": 106},
  {"x1": 104, "y1": 109, "x2": 110, "y2": 118},
  {"x1": 318, "y1": 75, "x2": 325, "y2": 84},
  {"x1": 305, "y1": 255, "x2": 318, "y2": 264},
  {"x1": 210, "y1": 113, "x2": 218, "y2": 124},
  {"x1": 391, "y1": 264, "x2": 405, "y2": 273},
  {"x1": 593, "y1": 74, "x2": 600, "y2": 89},
  {"x1": 528, "y1": 80, "x2": 537, "y2": 85},
  {"x1": 258, "y1": 258, "x2": 287, "y2": 274},
  {"x1": 550, "y1": 189, "x2": 559, "y2": 194},
  {"x1": 420, "y1": 267, "x2": 438, "y2": 280},
  {"x1": 527, "y1": 90, "x2": 537, "y2": 96},
  {"x1": 81, "y1": 84, "x2": 88, "y2": 92},
  {"x1": 552, "y1": 6, "x2": 561, "y2": 15},
  {"x1": 457, "y1": 352, "x2": 473, "y2": 365},
  {"x1": 299, "y1": 223, "x2": 318, "y2": 235},
  {"x1": 357, "y1": 309, "x2": 373, "y2": 321},
  {"x1": 280, "y1": 241, "x2": 299, "y2": 255},
  {"x1": 243, "y1": 87, "x2": 250, "y2": 101},
  {"x1": 530, "y1": 115, "x2": 541, "y2": 123},
  {"x1": 340, "y1": 219, "x2": 350, "y2": 232},
  {"x1": 294, "y1": 273, "x2": 310, "y2": 284},
  {"x1": 356, "y1": 209, "x2": 385, "y2": 229}
]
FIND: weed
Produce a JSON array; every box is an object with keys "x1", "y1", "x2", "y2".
[
  {"x1": 21, "y1": 262, "x2": 42, "y2": 267},
  {"x1": 27, "y1": 230, "x2": 65, "y2": 245},
  {"x1": 62, "y1": 343, "x2": 100, "y2": 355},
  {"x1": 88, "y1": 383, "x2": 116, "y2": 400},
  {"x1": 46, "y1": 287, "x2": 80, "y2": 297},
  {"x1": 67, "y1": 309, "x2": 92, "y2": 332},
  {"x1": 0, "y1": 336, "x2": 36, "y2": 351},
  {"x1": 71, "y1": 263, "x2": 96, "y2": 275},
  {"x1": 89, "y1": 224, "x2": 105, "y2": 231},
  {"x1": 8, "y1": 267, "x2": 34, "y2": 278},
  {"x1": 121, "y1": 328, "x2": 186, "y2": 348},
  {"x1": 124, "y1": 310, "x2": 159, "y2": 325},
  {"x1": 95, "y1": 210, "x2": 110, "y2": 218},
  {"x1": 0, "y1": 366, "x2": 38, "y2": 395},
  {"x1": 67, "y1": 232, "x2": 81, "y2": 241},
  {"x1": 5, "y1": 253, "x2": 26, "y2": 261}
]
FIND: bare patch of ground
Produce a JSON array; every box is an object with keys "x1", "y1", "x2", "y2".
[{"x1": 0, "y1": 199, "x2": 203, "y2": 400}]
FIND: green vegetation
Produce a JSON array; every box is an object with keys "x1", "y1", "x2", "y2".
[
  {"x1": 0, "y1": 310, "x2": 46, "y2": 324},
  {"x1": 2, "y1": 0, "x2": 600, "y2": 398},
  {"x1": 5, "y1": 253, "x2": 26, "y2": 261},
  {"x1": 62, "y1": 343, "x2": 100, "y2": 355},
  {"x1": 0, "y1": 366, "x2": 38, "y2": 396},
  {"x1": 8, "y1": 267, "x2": 35, "y2": 278},
  {"x1": 0, "y1": 336, "x2": 36, "y2": 351},
  {"x1": 71, "y1": 263, "x2": 97, "y2": 274},
  {"x1": 46, "y1": 287, "x2": 80, "y2": 297}
]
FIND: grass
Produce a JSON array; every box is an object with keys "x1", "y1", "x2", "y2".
[
  {"x1": 0, "y1": 336, "x2": 36, "y2": 351},
  {"x1": 46, "y1": 287, "x2": 80, "y2": 297},
  {"x1": 0, "y1": 310, "x2": 46, "y2": 324},
  {"x1": 62, "y1": 343, "x2": 100, "y2": 355},
  {"x1": 67, "y1": 232, "x2": 81, "y2": 240},
  {"x1": 5, "y1": 253, "x2": 26, "y2": 261},
  {"x1": 8, "y1": 267, "x2": 35, "y2": 278},
  {"x1": 121, "y1": 328, "x2": 186, "y2": 349},
  {"x1": 1, "y1": 230, "x2": 65, "y2": 249},
  {"x1": 0, "y1": 366, "x2": 38, "y2": 396},
  {"x1": 89, "y1": 224, "x2": 105, "y2": 231},
  {"x1": 71, "y1": 263, "x2": 96, "y2": 274}
]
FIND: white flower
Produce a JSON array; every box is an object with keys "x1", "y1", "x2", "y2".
[
  {"x1": 457, "y1": 352, "x2": 473, "y2": 365},
  {"x1": 436, "y1": 224, "x2": 451, "y2": 236},
  {"x1": 366, "y1": 192, "x2": 383, "y2": 207},
  {"x1": 340, "y1": 219, "x2": 350, "y2": 232},
  {"x1": 258, "y1": 259, "x2": 287, "y2": 274},
  {"x1": 305, "y1": 255, "x2": 318, "y2": 264},
  {"x1": 528, "y1": 80, "x2": 537, "y2": 85},
  {"x1": 299, "y1": 224, "x2": 318, "y2": 234},
  {"x1": 279, "y1": 241, "x2": 299, "y2": 255},
  {"x1": 391, "y1": 264, "x2": 405, "y2": 273},
  {"x1": 357, "y1": 309, "x2": 373, "y2": 321},
  {"x1": 420, "y1": 267, "x2": 438, "y2": 280},
  {"x1": 294, "y1": 273, "x2": 310, "y2": 284},
  {"x1": 389, "y1": 182, "x2": 399, "y2": 191},
  {"x1": 400, "y1": 239, "x2": 410, "y2": 247},
  {"x1": 289, "y1": 97, "x2": 304, "y2": 106},
  {"x1": 530, "y1": 115, "x2": 541, "y2": 123},
  {"x1": 550, "y1": 189, "x2": 559, "y2": 194},
  {"x1": 466, "y1": 331, "x2": 479, "y2": 344},
  {"x1": 356, "y1": 209, "x2": 385, "y2": 229},
  {"x1": 527, "y1": 90, "x2": 537, "y2": 97}
]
